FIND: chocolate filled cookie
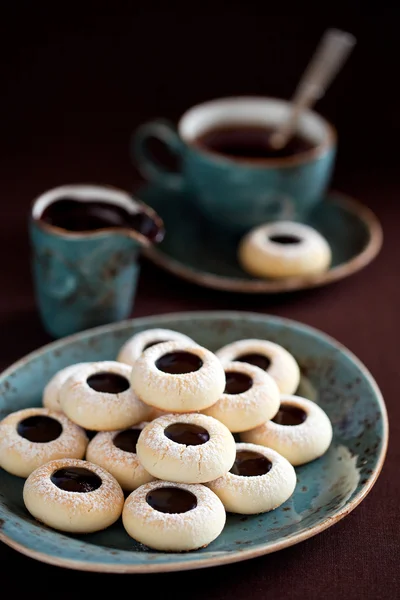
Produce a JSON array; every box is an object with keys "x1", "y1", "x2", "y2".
[
  {"x1": 0, "y1": 407, "x2": 88, "y2": 478},
  {"x1": 207, "y1": 442, "x2": 296, "y2": 514},
  {"x1": 216, "y1": 338, "x2": 300, "y2": 395},
  {"x1": 238, "y1": 221, "x2": 331, "y2": 279},
  {"x1": 23, "y1": 458, "x2": 124, "y2": 533},
  {"x1": 202, "y1": 360, "x2": 280, "y2": 432},
  {"x1": 86, "y1": 423, "x2": 154, "y2": 492},
  {"x1": 122, "y1": 480, "x2": 226, "y2": 551},
  {"x1": 136, "y1": 413, "x2": 236, "y2": 484},
  {"x1": 60, "y1": 361, "x2": 151, "y2": 431},
  {"x1": 117, "y1": 328, "x2": 195, "y2": 366},
  {"x1": 241, "y1": 395, "x2": 333, "y2": 465},
  {"x1": 130, "y1": 341, "x2": 226, "y2": 412}
]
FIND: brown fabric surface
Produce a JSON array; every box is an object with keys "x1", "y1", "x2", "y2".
[{"x1": 0, "y1": 8, "x2": 399, "y2": 599}]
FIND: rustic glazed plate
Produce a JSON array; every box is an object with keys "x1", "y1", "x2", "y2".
[
  {"x1": 0, "y1": 311, "x2": 388, "y2": 573},
  {"x1": 139, "y1": 185, "x2": 383, "y2": 293}
]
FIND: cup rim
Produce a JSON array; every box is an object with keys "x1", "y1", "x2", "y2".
[
  {"x1": 178, "y1": 95, "x2": 337, "y2": 168},
  {"x1": 31, "y1": 183, "x2": 164, "y2": 245}
]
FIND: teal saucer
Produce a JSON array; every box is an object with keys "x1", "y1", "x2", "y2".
[
  {"x1": 0, "y1": 311, "x2": 387, "y2": 572},
  {"x1": 139, "y1": 185, "x2": 382, "y2": 293}
]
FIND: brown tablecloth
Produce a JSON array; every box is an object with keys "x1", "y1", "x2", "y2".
[{"x1": 0, "y1": 9, "x2": 399, "y2": 599}]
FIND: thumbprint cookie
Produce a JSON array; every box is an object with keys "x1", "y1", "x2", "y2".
[
  {"x1": 23, "y1": 458, "x2": 124, "y2": 533},
  {"x1": 207, "y1": 442, "x2": 296, "y2": 514},
  {"x1": 136, "y1": 413, "x2": 236, "y2": 484},
  {"x1": 60, "y1": 361, "x2": 151, "y2": 431},
  {"x1": 130, "y1": 341, "x2": 225, "y2": 412},
  {"x1": 216, "y1": 338, "x2": 300, "y2": 395},
  {"x1": 241, "y1": 395, "x2": 333, "y2": 465},
  {"x1": 122, "y1": 480, "x2": 226, "y2": 551},
  {"x1": 202, "y1": 360, "x2": 280, "y2": 432},
  {"x1": 238, "y1": 221, "x2": 331, "y2": 279},
  {"x1": 0, "y1": 407, "x2": 88, "y2": 478}
]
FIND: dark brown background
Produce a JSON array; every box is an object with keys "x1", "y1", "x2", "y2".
[{"x1": 0, "y1": 7, "x2": 399, "y2": 599}]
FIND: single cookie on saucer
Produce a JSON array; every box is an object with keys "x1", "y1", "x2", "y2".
[
  {"x1": 122, "y1": 480, "x2": 226, "y2": 551},
  {"x1": 207, "y1": 442, "x2": 296, "y2": 514},
  {"x1": 86, "y1": 423, "x2": 154, "y2": 492},
  {"x1": 136, "y1": 413, "x2": 236, "y2": 484},
  {"x1": 117, "y1": 328, "x2": 195, "y2": 366},
  {"x1": 238, "y1": 221, "x2": 331, "y2": 279},
  {"x1": 60, "y1": 361, "x2": 151, "y2": 431},
  {"x1": 130, "y1": 340, "x2": 226, "y2": 412},
  {"x1": 241, "y1": 395, "x2": 333, "y2": 465},
  {"x1": 202, "y1": 360, "x2": 280, "y2": 432},
  {"x1": 23, "y1": 458, "x2": 124, "y2": 533},
  {"x1": 0, "y1": 407, "x2": 88, "y2": 478},
  {"x1": 216, "y1": 338, "x2": 300, "y2": 395}
]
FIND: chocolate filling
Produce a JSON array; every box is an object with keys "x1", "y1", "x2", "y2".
[
  {"x1": 113, "y1": 428, "x2": 141, "y2": 453},
  {"x1": 230, "y1": 450, "x2": 272, "y2": 476},
  {"x1": 236, "y1": 353, "x2": 271, "y2": 371},
  {"x1": 164, "y1": 423, "x2": 210, "y2": 446},
  {"x1": 146, "y1": 487, "x2": 197, "y2": 513},
  {"x1": 155, "y1": 351, "x2": 203, "y2": 374},
  {"x1": 224, "y1": 371, "x2": 253, "y2": 394},
  {"x1": 272, "y1": 404, "x2": 307, "y2": 426},
  {"x1": 269, "y1": 234, "x2": 301, "y2": 244},
  {"x1": 17, "y1": 415, "x2": 62, "y2": 443},
  {"x1": 51, "y1": 467, "x2": 102, "y2": 492},
  {"x1": 87, "y1": 372, "x2": 130, "y2": 394}
]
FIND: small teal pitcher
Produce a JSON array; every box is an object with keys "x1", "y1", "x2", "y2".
[
  {"x1": 30, "y1": 184, "x2": 164, "y2": 339},
  {"x1": 132, "y1": 96, "x2": 337, "y2": 233}
]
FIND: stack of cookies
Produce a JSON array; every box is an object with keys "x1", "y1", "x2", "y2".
[{"x1": 0, "y1": 327, "x2": 332, "y2": 552}]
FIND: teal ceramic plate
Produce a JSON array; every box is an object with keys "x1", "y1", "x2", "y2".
[
  {"x1": 0, "y1": 311, "x2": 388, "y2": 572},
  {"x1": 139, "y1": 185, "x2": 383, "y2": 293}
]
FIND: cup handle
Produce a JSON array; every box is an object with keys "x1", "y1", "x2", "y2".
[{"x1": 131, "y1": 119, "x2": 186, "y2": 191}]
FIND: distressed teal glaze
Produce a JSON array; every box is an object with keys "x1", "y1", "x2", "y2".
[
  {"x1": 133, "y1": 120, "x2": 336, "y2": 233},
  {"x1": 139, "y1": 185, "x2": 372, "y2": 284},
  {"x1": 0, "y1": 312, "x2": 387, "y2": 572},
  {"x1": 183, "y1": 143, "x2": 336, "y2": 231},
  {"x1": 30, "y1": 221, "x2": 141, "y2": 339}
]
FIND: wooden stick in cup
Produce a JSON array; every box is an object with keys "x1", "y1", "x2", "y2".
[{"x1": 269, "y1": 28, "x2": 356, "y2": 150}]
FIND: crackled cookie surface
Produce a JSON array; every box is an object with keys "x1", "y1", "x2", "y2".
[
  {"x1": 207, "y1": 442, "x2": 296, "y2": 514},
  {"x1": 130, "y1": 340, "x2": 226, "y2": 412},
  {"x1": 241, "y1": 395, "x2": 333, "y2": 465},
  {"x1": 202, "y1": 360, "x2": 280, "y2": 432},
  {"x1": 136, "y1": 413, "x2": 236, "y2": 484}
]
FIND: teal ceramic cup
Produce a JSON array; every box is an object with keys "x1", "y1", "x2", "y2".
[
  {"x1": 132, "y1": 96, "x2": 337, "y2": 233},
  {"x1": 30, "y1": 184, "x2": 164, "y2": 339}
]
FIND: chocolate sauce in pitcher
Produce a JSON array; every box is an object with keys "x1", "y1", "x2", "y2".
[{"x1": 39, "y1": 197, "x2": 164, "y2": 242}]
